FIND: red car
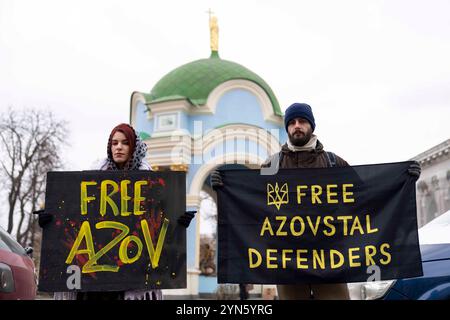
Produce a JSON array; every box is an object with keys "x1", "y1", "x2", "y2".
[{"x1": 0, "y1": 226, "x2": 37, "y2": 300}]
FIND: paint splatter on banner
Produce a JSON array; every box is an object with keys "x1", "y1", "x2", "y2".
[{"x1": 38, "y1": 170, "x2": 186, "y2": 292}]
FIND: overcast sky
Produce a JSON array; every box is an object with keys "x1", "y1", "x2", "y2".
[
  {"x1": 1, "y1": 1, "x2": 450, "y2": 232},
  {"x1": 1, "y1": 0, "x2": 450, "y2": 170}
]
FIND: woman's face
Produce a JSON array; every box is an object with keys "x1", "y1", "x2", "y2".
[{"x1": 111, "y1": 131, "x2": 130, "y2": 168}]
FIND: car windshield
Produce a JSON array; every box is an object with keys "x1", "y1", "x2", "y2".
[
  {"x1": 418, "y1": 210, "x2": 450, "y2": 245},
  {"x1": 0, "y1": 226, "x2": 27, "y2": 255}
]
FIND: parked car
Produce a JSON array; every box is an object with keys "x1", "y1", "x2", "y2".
[
  {"x1": 0, "y1": 226, "x2": 37, "y2": 300},
  {"x1": 353, "y1": 210, "x2": 450, "y2": 300}
]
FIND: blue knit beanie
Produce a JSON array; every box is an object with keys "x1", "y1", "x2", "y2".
[{"x1": 284, "y1": 103, "x2": 315, "y2": 132}]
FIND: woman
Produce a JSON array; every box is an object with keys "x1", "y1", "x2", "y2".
[
  {"x1": 80, "y1": 123, "x2": 159, "y2": 300},
  {"x1": 42, "y1": 123, "x2": 194, "y2": 300},
  {"x1": 97, "y1": 123, "x2": 152, "y2": 171}
]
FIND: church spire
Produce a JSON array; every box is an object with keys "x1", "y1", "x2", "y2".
[{"x1": 206, "y1": 9, "x2": 219, "y2": 58}]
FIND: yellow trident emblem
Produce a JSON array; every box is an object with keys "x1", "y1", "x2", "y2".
[{"x1": 267, "y1": 182, "x2": 289, "y2": 210}]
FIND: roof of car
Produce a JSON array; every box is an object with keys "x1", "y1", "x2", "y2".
[{"x1": 419, "y1": 210, "x2": 450, "y2": 245}]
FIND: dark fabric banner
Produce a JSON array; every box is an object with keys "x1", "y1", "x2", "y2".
[
  {"x1": 217, "y1": 161, "x2": 423, "y2": 284},
  {"x1": 38, "y1": 170, "x2": 186, "y2": 292}
]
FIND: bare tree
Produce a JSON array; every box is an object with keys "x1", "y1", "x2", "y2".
[{"x1": 0, "y1": 107, "x2": 68, "y2": 247}]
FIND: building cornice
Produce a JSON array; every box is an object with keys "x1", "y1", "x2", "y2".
[{"x1": 411, "y1": 139, "x2": 450, "y2": 167}]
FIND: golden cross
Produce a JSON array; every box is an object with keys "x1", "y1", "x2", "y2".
[{"x1": 205, "y1": 8, "x2": 214, "y2": 20}]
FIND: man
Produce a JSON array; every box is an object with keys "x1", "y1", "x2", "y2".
[{"x1": 211, "y1": 102, "x2": 421, "y2": 300}]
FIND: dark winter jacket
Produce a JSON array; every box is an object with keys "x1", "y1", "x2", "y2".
[{"x1": 262, "y1": 140, "x2": 349, "y2": 169}]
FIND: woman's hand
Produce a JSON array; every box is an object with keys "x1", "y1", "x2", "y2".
[
  {"x1": 177, "y1": 211, "x2": 197, "y2": 228},
  {"x1": 34, "y1": 209, "x2": 53, "y2": 228}
]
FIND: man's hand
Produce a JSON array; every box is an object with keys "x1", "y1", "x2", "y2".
[
  {"x1": 33, "y1": 209, "x2": 53, "y2": 228},
  {"x1": 177, "y1": 211, "x2": 197, "y2": 228},
  {"x1": 408, "y1": 161, "x2": 421, "y2": 180},
  {"x1": 210, "y1": 170, "x2": 224, "y2": 189}
]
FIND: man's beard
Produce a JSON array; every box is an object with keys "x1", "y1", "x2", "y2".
[{"x1": 288, "y1": 129, "x2": 313, "y2": 147}]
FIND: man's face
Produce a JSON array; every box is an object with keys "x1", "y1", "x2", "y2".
[{"x1": 287, "y1": 117, "x2": 313, "y2": 146}]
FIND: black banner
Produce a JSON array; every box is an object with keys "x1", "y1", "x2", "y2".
[
  {"x1": 38, "y1": 170, "x2": 186, "y2": 292},
  {"x1": 217, "y1": 161, "x2": 423, "y2": 284}
]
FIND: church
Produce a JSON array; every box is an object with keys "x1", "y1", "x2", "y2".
[{"x1": 129, "y1": 14, "x2": 286, "y2": 298}]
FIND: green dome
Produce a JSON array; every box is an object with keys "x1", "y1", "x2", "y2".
[{"x1": 145, "y1": 52, "x2": 282, "y2": 116}]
